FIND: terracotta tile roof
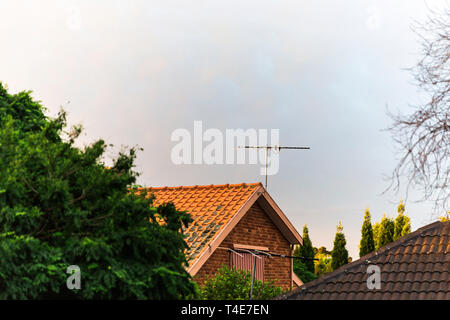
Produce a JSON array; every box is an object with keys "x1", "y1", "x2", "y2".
[
  {"x1": 277, "y1": 221, "x2": 450, "y2": 300},
  {"x1": 140, "y1": 183, "x2": 262, "y2": 267}
]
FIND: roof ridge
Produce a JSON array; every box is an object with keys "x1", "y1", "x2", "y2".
[
  {"x1": 280, "y1": 220, "x2": 448, "y2": 299},
  {"x1": 138, "y1": 182, "x2": 262, "y2": 190}
]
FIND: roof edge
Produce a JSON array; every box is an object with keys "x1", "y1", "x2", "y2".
[
  {"x1": 138, "y1": 182, "x2": 263, "y2": 191},
  {"x1": 258, "y1": 190, "x2": 303, "y2": 245}
]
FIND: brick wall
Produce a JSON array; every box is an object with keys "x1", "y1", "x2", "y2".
[{"x1": 193, "y1": 201, "x2": 293, "y2": 290}]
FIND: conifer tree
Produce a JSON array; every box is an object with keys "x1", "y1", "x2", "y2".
[
  {"x1": 373, "y1": 222, "x2": 381, "y2": 250},
  {"x1": 377, "y1": 214, "x2": 395, "y2": 249},
  {"x1": 400, "y1": 218, "x2": 411, "y2": 237},
  {"x1": 294, "y1": 225, "x2": 315, "y2": 273},
  {"x1": 359, "y1": 208, "x2": 375, "y2": 257},
  {"x1": 292, "y1": 259, "x2": 317, "y2": 284},
  {"x1": 394, "y1": 201, "x2": 411, "y2": 241},
  {"x1": 331, "y1": 222, "x2": 349, "y2": 271}
]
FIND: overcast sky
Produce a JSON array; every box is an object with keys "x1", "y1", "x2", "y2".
[{"x1": 1, "y1": 0, "x2": 447, "y2": 258}]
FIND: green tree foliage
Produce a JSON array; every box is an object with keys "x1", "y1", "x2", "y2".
[
  {"x1": 372, "y1": 202, "x2": 412, "y2": 250},
  {"x1": 393, "y1": 201, "x2": 411, "y2": 241},
  {"x1": 293, "y1": 259, "x2": 317, "y2": 284},
  {"x1": 312, "y1": 246, "x2": 331, "y2": 277},
  {"x1": 373, "y1": 222, "x2": 380, "y2": 248},
  {"x1": 314, "y1": 246, "x2": 331, "y2": 256},
  {"x1": 331, "y1": 222, "x2": 349, "y2": 271},
  {"x1": 359, "y1": 208, "x2": 375, "y2": 257},
  {"x1": 376, "y1": 214, "x2": 395, "y2": 249},
  {"x1": 294, "y1": 225, "x2": 315, "y2": 273},
  {"x1": 198, "y1": 265, "x2": 284, "y2": 300},
  {"x1": 0, "y1": 83, "x2": 197, "y2": 299},
  {"x1": 314, "y1": 251, "x2": 332, "y2": 277},
  {"x1": 400, "y1": 220, "x2": 411, "y2": 237}
]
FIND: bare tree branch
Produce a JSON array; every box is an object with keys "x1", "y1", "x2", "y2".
[{"x1": 385, "y1": 5, "x2": 449, "y2": 213}]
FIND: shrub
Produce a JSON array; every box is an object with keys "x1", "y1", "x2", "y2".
[{"x1": 198, "y1": 265, "x2": 284, "y2": 300}]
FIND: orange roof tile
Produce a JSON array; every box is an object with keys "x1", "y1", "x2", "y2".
[{"x1": 139, "y1": 183, "x2": 262, "y2": 267}]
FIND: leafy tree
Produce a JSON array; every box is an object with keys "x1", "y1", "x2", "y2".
[
  {"x1": 293, "y1": 259, "x2": 317, "y2": 284},
  {"x1": 0, "y1": 83, "x2": 197, "y2": 299},
  {"x1": 359, "y1": 208, "x2": 375, "y2": 257},
  {"x1": 314, "y1": 251, "x2": 332, "y2": 277},
  {"x1": 294, "y1": 225, "x2": 315, "y2": 273},
  {"x1": 376, "y1": 214, "x2": 395, "y2": 249},
  {"x1": 314, "y1": 246, "x2": 331, "y2": 256},
  {"x1": 393, "y1": 201, "x2": 411, "y2": 241},
  {"x1": 198, "y1": 265, "x2": 284, "y2": 300},
  {"x1": 331, "y1": 222, "x2": 349, "y2": 271}
]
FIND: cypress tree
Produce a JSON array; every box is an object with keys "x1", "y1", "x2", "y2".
[
  {"x1": 394, "y1": 201, "x2": 411, "y2": 241},
  {"x1": 373, "y1": 222, "x2": 381, "y2": 250},
  {"x1": 377, "y1": 214, "x2": 395, "y2": 248},
  {"x1": 294, "y1": 225, "x2": 315, "y2": 273},
  {"x1": 331, "y1": 222, "x2": 349, "y2": 271},
  {"x1": 400, "y1": 218, "x2": 411, "y2": 237},
  {"x1": 292, "y1": 259, "x2": 317, "y2": 283},
  {"x1": 359, "y1": 208, "x2": 375, "y2": 257}
]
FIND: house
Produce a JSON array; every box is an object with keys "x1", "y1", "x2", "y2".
[
  {"x1": 140, "y1": 182, "x2": 303, "y2": 290},
  {"x1": 277, "y1": 220, "x2": 450, "y2": 300}
]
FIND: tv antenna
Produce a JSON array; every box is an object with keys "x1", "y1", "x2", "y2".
[{"x1": 238, "y1": 145, "x2": 310, "y2": 190}]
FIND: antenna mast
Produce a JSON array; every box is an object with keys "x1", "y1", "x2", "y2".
[{"x1": 239, "y1": 145, "x2": 310, "y2": 189}]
